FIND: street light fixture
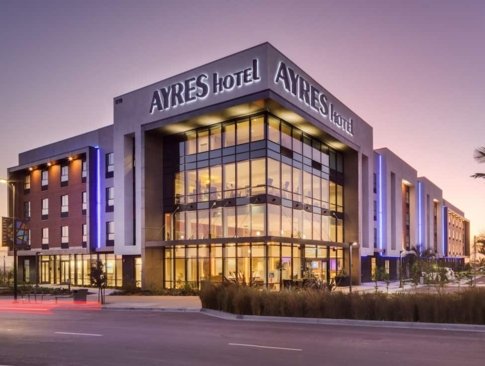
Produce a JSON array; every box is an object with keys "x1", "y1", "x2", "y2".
[
  {"x1": 349, "y1": 241, "x2": 358, "y2": 293},
  {"x1": 0, "y1": 178, "x2": 18, "y2": 301}
]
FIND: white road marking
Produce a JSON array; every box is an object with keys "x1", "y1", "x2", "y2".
[
  {"x1": 228, "y1": 343, "x2": 302, "y2": 352},
  {"x1": 55, "y1": 331, "x2": 102, "y2": 337}
]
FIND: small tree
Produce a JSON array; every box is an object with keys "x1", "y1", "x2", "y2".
[{"x1": 90, "y1": 260, "x2": 107, "y2": 304}]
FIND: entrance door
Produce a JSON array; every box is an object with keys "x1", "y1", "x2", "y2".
[{"x1": 41, "y1": 260, "x2": 50, "y2": 283}]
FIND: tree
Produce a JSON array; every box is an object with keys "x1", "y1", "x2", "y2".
[
  {"x1": 90, "y1": 260, "x2": 107, "y2": 304},
  {"x1": 471, "y1": 147, "x2": 485, "y2": 179}
]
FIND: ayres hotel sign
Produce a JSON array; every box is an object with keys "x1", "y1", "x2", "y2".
[
  {"x1": 274, "y1": 61, "x2": 354, "y2": 136},
  {"x1": 149, "y1": 57, "x2": 354, "y2": 137},
  {"x1": 149, "y1": 59, "x2": 261, "y2": 114}
]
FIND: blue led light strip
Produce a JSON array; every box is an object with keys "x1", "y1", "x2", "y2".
[
  {"x1": 418, "y1": 181, "x2": 422, "y2": 246},
  {"x1": 96, "y1": 147, "x2": 101, "y2": 249},
  {"x1": 378, "y1": 154, "x2": 384, "y2": 250},
  {"x1": 442, "y1": 205, "x2": 446, "y2": 256}
]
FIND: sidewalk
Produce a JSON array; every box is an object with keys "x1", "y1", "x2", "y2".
[{"x1": 100, "y1": 295, "x2": 202, "y2": 311}]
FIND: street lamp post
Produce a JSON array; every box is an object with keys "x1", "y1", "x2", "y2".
[
  {"x1": 349, "y1": 242, "x2": 358, "y2": 293},
  {"x1": 1, "y1": 178, "x2": 18, "y2": 301}
]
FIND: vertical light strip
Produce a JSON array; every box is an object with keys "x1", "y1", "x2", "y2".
[
  {"x1": 96, "y1": 147, "x2": 101, "y2": 249},
  {"x1": 442, "y1": 205, "x2": 446, "y2": 256},
  {"x1": 418, "y1": 181, "x2": 422, "y2": 246},
  {"x1": 378, "y1": 154, "x2": 384, "y2": 250}
]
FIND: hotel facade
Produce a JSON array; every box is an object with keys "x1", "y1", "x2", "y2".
[{"x1": 4, "y1": 43, "x2": 469, "y2": 289}]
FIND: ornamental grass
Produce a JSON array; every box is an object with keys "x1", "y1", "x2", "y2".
[{"x1": 199, "y1": 282, "x2": 485, "y2": 324}]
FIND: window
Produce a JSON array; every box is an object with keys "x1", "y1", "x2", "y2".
[
  {"x1": 24, "y1": 201, "x2": 31, "y2": 219},
  {"x1": 235, "y1": 119, "x2": 249, "y2": 145},
  {"x1": 82, "y1": 191, "x2": 87, "y2": 211},
  {"x1": 82, "y1": 160, "x2": 87, "y2": 179},
  {"x1": 251, "y1": 116, "x2": 265, "y2": 142},
  {"x1": 107, "y1": 221, "x2": 115, "y2": 242},
  {"x1": 61, "y1": 195, "x2": 69, "y2": 214},
  {"x1": 41, "y1": 170, "x2": 48, "y2": 188},
  {"x1": 41, "y1": 198, "x2": 49, "y2": 217},
  {"x1": 106, "y1": 187, "x2": 114, "y2": 210},
  {"x1": 24, "y1": 175, "x2": 31, "y2": 190},
  {"x1": 197, "y1": 129, "x2": 209, "y2": 153},
  {"x1": 61, "y1": 226, "x2": 69, "y2": 243},
  {"x1": 82, "y1": 224, "x2": 88, "y2": 243},
  {"x1": 223, "y1": 124, "x2": 236, "y2": 147},
  {"x1": 106, "y1": 152, "x2": 114, "y2": 176},
  {"x1": 209, "y1": 126, "x2": 221, "y2": 150},
  {"x1": 42, "y1": 228, "x2": 49, "y2": 245},
  {"x1": 268, "y1": 116, "x2": 280, "y2": 144},
  {"x1": 60, "y1": 165, "x2": 69, "y2": 183}
]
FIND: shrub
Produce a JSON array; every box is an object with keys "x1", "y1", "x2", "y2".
[{"x1": 199, "y1": 283, "x2": 485, "y2": 324}]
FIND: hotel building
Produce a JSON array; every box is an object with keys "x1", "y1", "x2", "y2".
[{"x1": 4, "y1": 43, "x2": 469, "y2": 288}]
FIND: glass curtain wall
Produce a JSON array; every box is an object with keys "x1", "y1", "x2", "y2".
[{"x1": 162, "y1": 112, "x2": 346, "y2": 289}]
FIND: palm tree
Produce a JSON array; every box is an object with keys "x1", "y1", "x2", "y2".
[{"x1": 472, "y1": 147, "x2": 485, "y2": 179}]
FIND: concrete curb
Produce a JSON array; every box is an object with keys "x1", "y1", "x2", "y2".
[
  {"x1": 102, "y1": 306, "x2": 201, "y2": 313},
  {"x1": 200, "y1": 308, "x2": 485, "y2": 333}
]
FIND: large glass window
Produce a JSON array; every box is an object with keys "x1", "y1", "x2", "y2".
[
  {"x1": 236, "y1": 161, "x2": 249, "y2": 197},
  {"x1": 267, "y1": 158, "x2": 280, "y2": 196},
  {"x1": 210, "y1": 207, "x2": 222, "y2": 238},
  {"x1": 303, "y1": 171, "x2": 312, "y2": 204},
  {"x1": 223, "y1": 207, "x2": 236, "y2": 237},
  {"x1": 210, "y1": 165, "x2": 222, "y2": 200},
  {"x1": 197, "y1": 209, "x2": 209, "y2": 239},
  {"x1": 197, "y1": 129, "x2": 209, "y2": 153},
  {"x1": 223, "y1": 124, "x2": 236, "y2": 147},
  {"x1": 293, "y1": 209, "x2": 303, "y2": 238},
  {"x1": 281, "y1": 163, "x2": 292, "y2": 199},
  {"x1": 223, "y1": 163, "x2": 236, "y2": 198},
  {"x1": 293, "y1": 167, "x2": 302, "y2": 202},
  {"x1": 197, "y1": 167, "x2": 210, "y2": 202},
  {"x1": 281, "y1": 122, "x2": 292, "y2": 149},
  {"x1": 223, "y1": 244, "x2": 236, "y2": 281},
  {"x1": 175, "y1": 171, "x2": 185, "y2": 204},
  {"x1": 186, "y1": 132, "x2": 197, "y2": 155},
  {"x1": 186, "y1": 170, "x2": 197, "y2": 203},
  {"x1": 237, "y1": 119, "x2": 250, "y2": 145},
  {"x1": 236, "y1": 206, "x2": 250, "y2": 237},
  {"x1": 186, "y1": 210, "x2": 197, "y2": 239},
  {"x1": 210, "y1": 126, "x2": 222, "y2": 150},
  {"x1": 251, "y1": 159, "x2": 265, "y2": 195},
  {"x1": 268, "y1": 116, "x2": 280, "y2": 144},
  {"x1": 251, "y1": 204, "x2": 265, "y2": 236},
  {"x1": 268, "y1": 243, "x2": 280, "y2": 290},
  {"x1": 251, "y1": 116, "x2": 264, "y2": 142},
  {"x1": 281, "y1": 206, "x2": 292, "y2": 237},
  {"x1": 267, "y1": 204, "x2": 281, "y2": 236}
]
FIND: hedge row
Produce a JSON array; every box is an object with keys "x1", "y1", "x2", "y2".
[{"x1": 200, "y1": 282, "x2": 485, "y2": 324}]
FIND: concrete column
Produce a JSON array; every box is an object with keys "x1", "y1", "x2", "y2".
[{"x1": 142, "y1": 247, "x2": 163, "y2": 291}]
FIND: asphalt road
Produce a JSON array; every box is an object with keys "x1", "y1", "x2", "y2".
[{"x1": 0, "y1": 308, "x2": 484, "y2": 366}]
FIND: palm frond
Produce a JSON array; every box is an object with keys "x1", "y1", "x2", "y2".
[
  {"x1": 471, "y1": 173, "x2": 485, "y2": 179},
  {"x1": 474, "y1": 147, "x2": 485, "y2": 163}
]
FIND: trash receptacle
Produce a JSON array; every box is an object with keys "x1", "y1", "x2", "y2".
[{"x1": 73, "y1": 289, "x2": 88, "y2": 303}]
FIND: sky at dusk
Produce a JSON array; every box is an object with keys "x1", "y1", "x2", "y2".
[{"x1": 1, "y1": 0, "x2": 484, "y2": 238}]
